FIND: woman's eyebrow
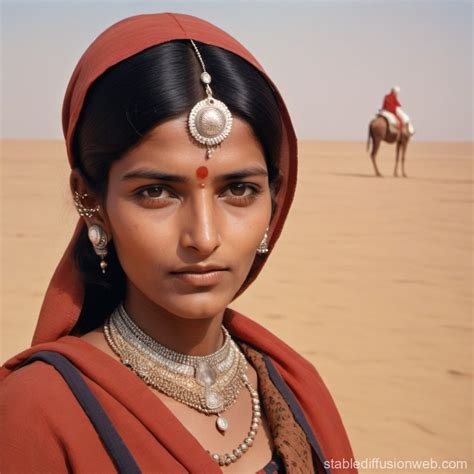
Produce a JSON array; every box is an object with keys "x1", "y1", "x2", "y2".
[{"x1": 121, "y1": 166, "x2": 268, "y2": 183}]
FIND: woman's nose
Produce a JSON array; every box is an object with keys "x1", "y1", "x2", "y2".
[{"x1": 180, "y1": 191, "x2": 221, "y2": 255}]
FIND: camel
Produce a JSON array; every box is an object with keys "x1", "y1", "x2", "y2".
[{"x1": 367, "y1": 115, "x2": 411, "y2": 177}]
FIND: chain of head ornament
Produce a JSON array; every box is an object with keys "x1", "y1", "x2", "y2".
[{"x1": 188, "y1": 40, "x2": 233, "y2": 159}]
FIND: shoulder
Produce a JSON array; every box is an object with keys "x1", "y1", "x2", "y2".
[
  {"x1": 1, "y1": 360, "x2": 70, "y2": 419},
  {"x1": 0, "y1": 361, "x2": 71, "y2": 472}
]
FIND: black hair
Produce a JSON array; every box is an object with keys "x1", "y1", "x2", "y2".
[{"x1": 70, "y1": 40, "x2": 283, "y2": 335}]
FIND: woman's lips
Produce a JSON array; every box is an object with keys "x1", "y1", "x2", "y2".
[{"x1": 170, "y1": 270, "x2": 228, "y2": 286}]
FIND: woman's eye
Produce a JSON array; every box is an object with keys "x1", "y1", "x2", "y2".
[
  {"x1": 228, "y1": 183, "x2": 249, "y2": 196},
  {"x1": 143, "y1": 187, "x2": 164, "y2": 198},
  {"x1": 224, "y1": 183, "x2": 261, "y2": 202},
  {"x1": 137, "y1": 185, "x2": 175, "y2": 201}
]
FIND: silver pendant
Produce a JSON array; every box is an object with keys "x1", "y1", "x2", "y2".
[
  {"x1": 205, "y1": 390, "x2": 223, "y2": 410},
  {"x1": 188, "y1": 97, "x2": 232, "y2": 147},
  {"x1": 216, "y1": 414, "x2": 229, "y2": 432},
  {"x1": 195, "y1": 360, "x2": 216, "y2": 387},
  {"x1": 187, "y1": 42, "x2": 233, "y2": 158}
]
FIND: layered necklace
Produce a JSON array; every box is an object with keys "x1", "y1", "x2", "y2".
[{"x1": 103, "y1": 304, "x2": 262, "y2": 467}]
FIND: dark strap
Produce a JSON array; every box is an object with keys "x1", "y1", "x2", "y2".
[
  {"x1": 262, "y1": 450, "x2": 286, "y2": 473},
  {"x1": 18, "y1": 351, "x2": 141, "y2": 474},
  {"x1": 262, "y1": 353, "x2": 331, "y2": 474}
]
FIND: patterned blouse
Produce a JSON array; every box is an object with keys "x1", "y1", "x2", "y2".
[{"x1": 237, "y1": 341, "x2": 316, "y2": 474}]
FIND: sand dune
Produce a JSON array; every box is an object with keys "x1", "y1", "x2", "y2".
[{"x1": 1, "y1": 139, "x2": 472, "y2": 472}]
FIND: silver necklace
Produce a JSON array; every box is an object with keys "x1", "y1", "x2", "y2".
[
  {"x1": 103, "y1": 304, "x2": 263, "y2": 466},
  {"x1": 104, "y1": 304, "x2": 258, "y2": 433}
]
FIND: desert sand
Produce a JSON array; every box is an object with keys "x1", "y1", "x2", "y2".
[{"x1": 1, "y1": 139, "x2": 472, "y2": 472}]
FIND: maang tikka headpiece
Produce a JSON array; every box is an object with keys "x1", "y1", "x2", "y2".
[{"x1": 188, "y1": 40, "x2": 233, "y2": 159}]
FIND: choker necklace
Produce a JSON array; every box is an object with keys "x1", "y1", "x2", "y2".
[{"x1": 103, "y1": 304, "x2": 262, "y2": 467}]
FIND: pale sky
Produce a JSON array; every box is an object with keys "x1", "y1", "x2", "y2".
[{"x1": 1, "y1": 0, "x2": 472, "y2": 141}]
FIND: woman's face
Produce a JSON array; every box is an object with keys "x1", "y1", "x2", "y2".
[{"x1": 104, "y1": 115, "x2": 272, "y2": 319}]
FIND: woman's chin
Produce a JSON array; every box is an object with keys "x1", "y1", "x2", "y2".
[{"x1": 157, "y1": 292, "x2": 232, "y2": 320}]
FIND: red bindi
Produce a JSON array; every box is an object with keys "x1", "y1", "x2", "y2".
[{"x1": 196, "y1": 166, "x2": 209, "y2": 179}]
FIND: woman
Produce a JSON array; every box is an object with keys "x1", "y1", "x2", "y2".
[{"x1": 0, "y1": 13, "x2": 356, "y2": 473}]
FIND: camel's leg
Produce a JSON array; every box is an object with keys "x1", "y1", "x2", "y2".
[
  {"x1": 370, "y1": 137, "x2": 383, "y2": 177},
  {"x1": 401, "y1": 142, "x2": 408, "y2": 177},
  {"x1": 394, "y1": 141, "x2": 401, "y2": 177}
]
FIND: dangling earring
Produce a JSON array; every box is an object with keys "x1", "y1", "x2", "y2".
[
  {"x1": 256, "y1": 227, "x2": 269, "y2": 255},
  {"x1": 88, "y1": 224, "x2": 108, "y2": 273}
]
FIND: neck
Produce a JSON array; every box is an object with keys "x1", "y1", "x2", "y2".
[{"x1": 122, "y1": 287, "x2": 226, "y2": 357}]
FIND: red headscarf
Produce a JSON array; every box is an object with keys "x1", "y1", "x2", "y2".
[{"x1": 1, "y1": 13, "x2": 356, "y2": 473}]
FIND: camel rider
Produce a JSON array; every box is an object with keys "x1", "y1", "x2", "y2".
[{"x1": 379, "y1": 86, "x2": 415, "y2": 135}]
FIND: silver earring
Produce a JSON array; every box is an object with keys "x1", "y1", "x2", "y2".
[
  {"x1": 88, "y1": 224, "x2": 108, "y2": 273},
  {"x1": 256, "y1": 227, "x2": 269, "y2": 255},
  {"x1": 73, "y1": 191, "x2": 101, "y2": 218}
]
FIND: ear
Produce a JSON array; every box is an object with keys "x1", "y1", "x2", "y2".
[{"x1": 70, "y1": 168, "x2": 112, "y2": 240}]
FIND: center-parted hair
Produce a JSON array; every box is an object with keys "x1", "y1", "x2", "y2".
[{"x1": 71, "y1": 40, "x2": 283, "y2": 334}]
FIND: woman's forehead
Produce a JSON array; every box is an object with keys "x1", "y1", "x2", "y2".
[{"x1": 113, "y1": 116, "x2": 266, "y2": 180}]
